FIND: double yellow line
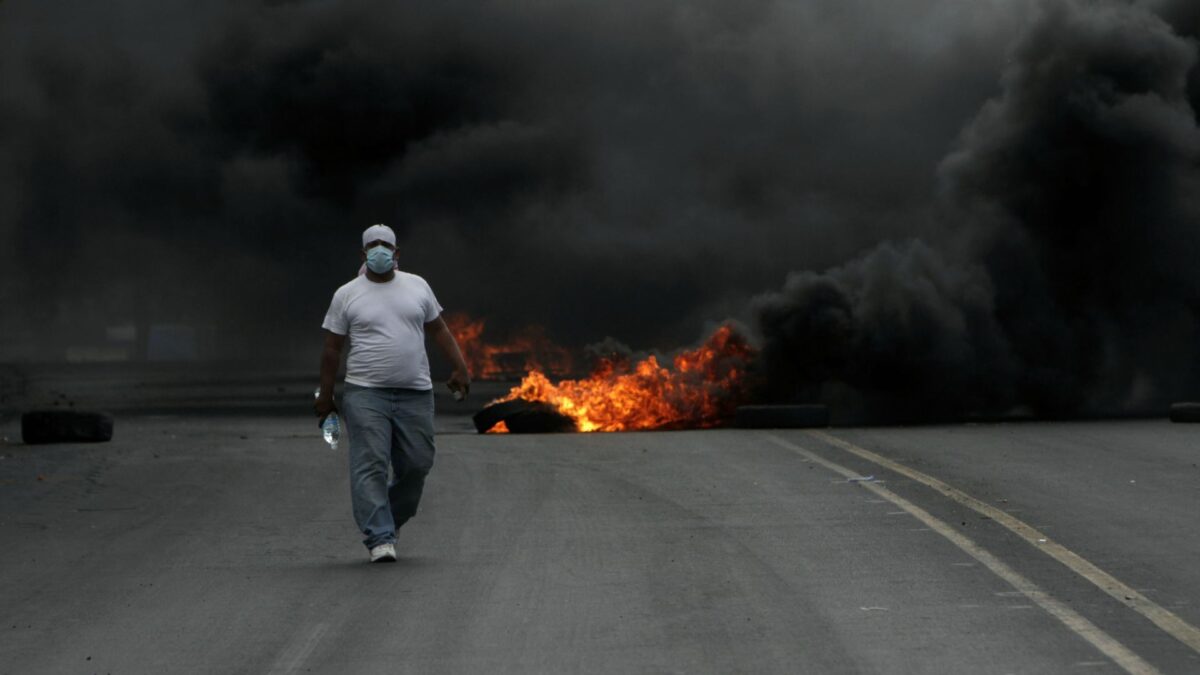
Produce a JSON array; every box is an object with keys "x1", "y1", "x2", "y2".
[{"x1": 765, "y1": 430, "x2": 1200, "y2": 675}]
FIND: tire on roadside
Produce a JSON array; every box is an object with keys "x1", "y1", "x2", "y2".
[
  {"x1": 735, "y1": 404, "x2": 829, "y2": 429},
  {"x1": 472, "y1": 400, "x2": 530, "y2": 433},
  {"x1": 473, "y1": 399, "x2": 576, "y2": 433},
  {"x1": 22, "y1": 410, "x2": 114, "y2": 444},
  {"x1": 1169, "y1": 402, "x2": 1200, "y2": 423},
  {"x1": 504, "y1": 404, "x2": 577, "y2": 433}
]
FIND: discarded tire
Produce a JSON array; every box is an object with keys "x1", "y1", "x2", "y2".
[
  {"x1": 1169, "y1": 402, "x2": 1200, "y2": 423},
  {"x1": 735, "y1": 404, "x2": 829, "y2": 429},
  {"x1": 472, "y1": 400, "x2": 528, "y2": 433},
  {"x1": 22, "y1": 410, "x2": 114, "y2": 444},
  {"x1": 473, "y1": 399, "x2": 576, "y2": 434}
]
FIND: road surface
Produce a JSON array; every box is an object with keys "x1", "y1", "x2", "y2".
[{"x1": 1, "y1": 375, "x2": 1198, "y2": 673}]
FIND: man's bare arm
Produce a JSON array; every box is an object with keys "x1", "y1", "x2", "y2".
[
  {"x1": 426, "y1": 315, "x2": 471, "y2": 398},
  {"x1": 314, "y1": 330, "x2": 345, "y2": 421}
]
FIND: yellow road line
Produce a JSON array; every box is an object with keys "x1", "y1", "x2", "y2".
[
  {"x1": 803, "y1": 429, "x2": 1200, "y2": 656},
  {"x1": 763, "y1": 433, "x2": 1160, "y2": 675}
]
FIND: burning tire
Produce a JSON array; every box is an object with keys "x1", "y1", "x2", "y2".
[
  {"x1": 735, "y1": 405, "x2": 829, "y2": 429},
  {"x1": 473, "y1": 400, "x2": 528, "y2": 433},
  {"x1": 21, "y1": 410, "x2": 114, "y2": 444},
  {"x1": 473, "y1": 399, "x2": 577, "y2": 434},
  {"x1": 1169, "y1": 402, "x2": 1200, "y2": 423}
]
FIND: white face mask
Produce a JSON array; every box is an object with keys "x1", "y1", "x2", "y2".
[{"x1": 366, "y1": 245, "x2": 395, "y2": 273}]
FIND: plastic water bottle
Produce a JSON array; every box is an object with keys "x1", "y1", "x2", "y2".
[
  {"x1": 322, "y1": 413, "x2": 341, "y2": 450},
  {"x1": 314, "y1": 388, "x2": 340, "y2": 450}
]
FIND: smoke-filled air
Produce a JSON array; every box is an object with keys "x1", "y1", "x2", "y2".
[{"x1": 2, "y1": 0, "x2": 1198, "y2": 421}]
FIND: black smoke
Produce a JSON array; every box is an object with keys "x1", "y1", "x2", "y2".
[
  {"x1": 754, "y1": 0, "x2": 1200, "y2": 419},
  {"x1": 0, "y1": 0, "x2": 1022, "y2": 361},
  {"x1": 2, "y1": 0, "x2": 1198, "y2": 423}
]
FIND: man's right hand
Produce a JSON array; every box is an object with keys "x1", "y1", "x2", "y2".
[
  {"x1": 316, "y1": 331, "x2": 346, "y2": 425},
  {"x1": 314, "y1": 396, "x2": 337, "y2": 425}
]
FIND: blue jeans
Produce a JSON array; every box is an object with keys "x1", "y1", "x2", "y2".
[{"x1": 341, "y1": 384, "x2": 436, "y2": 549}]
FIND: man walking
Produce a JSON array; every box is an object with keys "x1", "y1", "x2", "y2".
[{"x1": 314, "y1": 224, "x2": 470, "y2": 563}]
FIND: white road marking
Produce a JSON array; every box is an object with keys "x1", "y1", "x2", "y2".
[
  {"x1": 804, "y1": 429, "x2": 1200, "y2": 658},
  {"x1": 765, "y1": 433, "x2": 1160, "y2": 675},
  {"x1": 266, "y1": 621, "x2": 330, "y2": 675}
]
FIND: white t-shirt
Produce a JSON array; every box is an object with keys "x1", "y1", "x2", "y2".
[{"x1": 321, "y1": 272, "x2": 444, "y2": 390}]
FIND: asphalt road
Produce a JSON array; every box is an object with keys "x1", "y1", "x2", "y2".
[{"x1": 1, "y1": 388, "x2": 1198, "y2": 673}]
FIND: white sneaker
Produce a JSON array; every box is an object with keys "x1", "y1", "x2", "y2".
[{"x1": 369, "y1": 543, "x2": 397, "y2": 563}]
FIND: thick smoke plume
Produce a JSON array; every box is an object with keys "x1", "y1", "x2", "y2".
[
  {"x1": 0, "y1": 0, "x2": 1023, "y2": 360},
  {"x1": 2, "y1": 0, "x2": 1198, "y2": 423},
  {"x1": 755, "y1": 0, "x2": 1200, "y2": 419}
]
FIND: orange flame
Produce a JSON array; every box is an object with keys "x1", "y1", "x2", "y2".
[
  {"x1": 446, "y1": 312, "x2": 575, "y2": 380},
  {"x1": 488, "y1": 325, "x2": 756, "y2": 432}
]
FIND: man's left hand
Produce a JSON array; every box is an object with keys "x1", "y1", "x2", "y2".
[{"x1": 447, "y1": 368, "x2": 471, "y2": 400}]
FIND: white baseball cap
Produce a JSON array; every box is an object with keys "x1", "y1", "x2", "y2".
[{"x1": 362, "y1": 223, "x2": 396, "y2": 248}]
